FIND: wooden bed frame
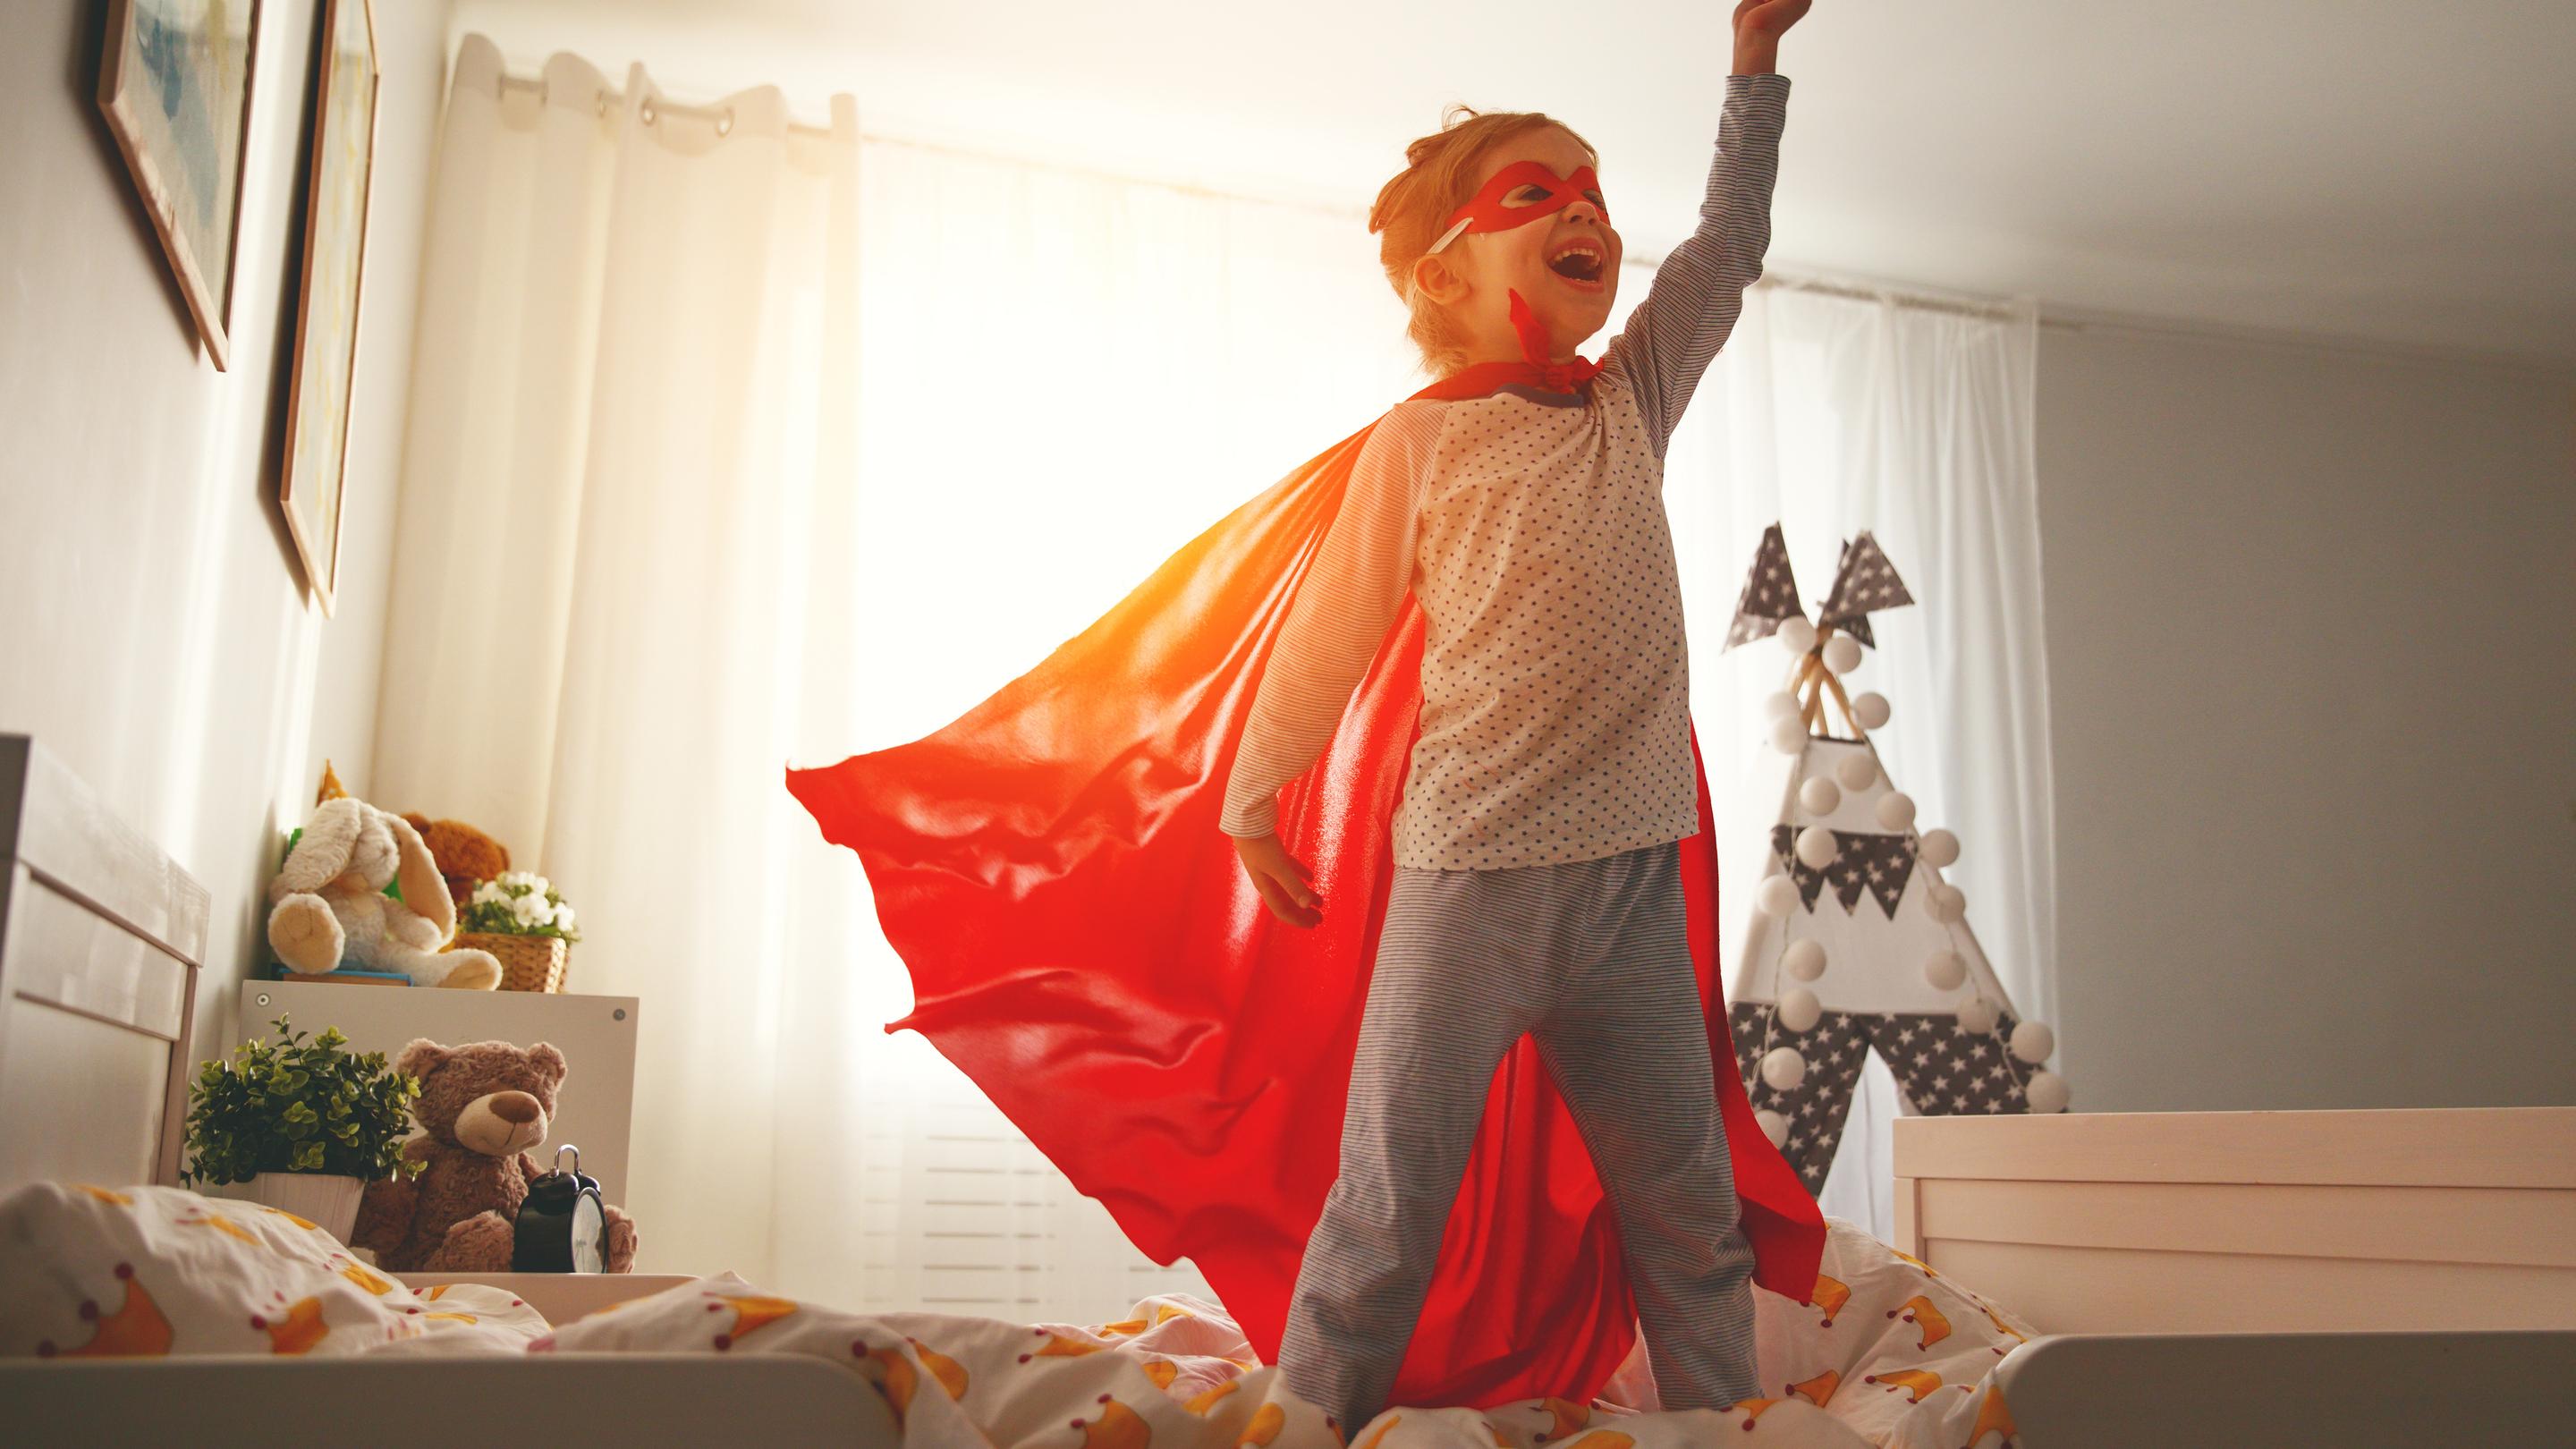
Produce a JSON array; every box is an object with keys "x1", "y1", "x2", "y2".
[
  {"x1": 1893, "y1": 1105, "x2": 2576, "y2": 1334},
  {"x1": 4, "y1": 733, "x2": 2569, "y2": 1445},
  {"x1": 1895, "y1": 1106, "x2": 2576, "y2": 1443}
]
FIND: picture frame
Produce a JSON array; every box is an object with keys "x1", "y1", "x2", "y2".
[
  {"x1": 279, "y1": 0, "x2": 382, "y2": 615},
  {"x1": 97, "y1": 0, "x2": 266, "y2": 373}
]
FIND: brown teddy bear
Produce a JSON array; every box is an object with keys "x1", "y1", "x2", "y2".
[
  {"x1": 352, "y1": 1037, "x2": 639, "y2": 1274},
  {"x1": 402, "y1": 813, "x2": 512, "y2": 913}
]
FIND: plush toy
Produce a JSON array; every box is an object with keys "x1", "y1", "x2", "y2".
[
  {"x1": 267, "y1": 797, "x2": 503, "y2": 989},
  {"x1": 402, "y1": 812, "x2": 512, "y2": 910},
  {"x1": 352, "y1": 1038, "x2": 640, "y2": 1274}
]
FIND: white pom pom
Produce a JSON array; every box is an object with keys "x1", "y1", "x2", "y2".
[
  {"x1": 2010, "y1": 1020, "x2": 2056, "y2": 1064},
  {"x1": 1794, "y1": 825, "x2": 1839, "y2": 869},
  {"x1": 1922, "y1": 949, "x2": 1967, "y2": 991},
  {"x1": 1760, "y1": 1045, "x2": 1807, "y2": 1091},
  {"x1": 1852, "y1": 691, "x2": 1892, "y2": 729},
  {"x1": 2023, "y1": 1070, "x2": 2071, "y2": 1114},
  {"x1": 1822, "y1": 635, "x2": 1863, "y2": 674},
  {"x1": 1835, "y1": 753, "x2": 1877, "y2": 791},
  {"x1": 1955, "y1": 996, "x2": 2001, "y2": 1034},
  {"x1": 1927, "y1": 881, "x2": 1968, "y2": 923},
  {"x1": 1781, "y1": 938, "x2": 1826, "y2": 981},
  {"x1": 1770, "y1": 715, "x2": 1809, "y2": 753},
  {"x1": 1756, "y1": 874, "x2": 1802, "y2": 918},
  {"x1": 1777, "y1": 987, "x2": 1823, "y2": 1034},
  {"x1": 1918, "y1": 828, "x2": 1960, "y2": 869},
  {"x1": 1777, "y1": 617, "x2": 1817, "y2": 655},
  {"x1": 1875, "y1": 791, "x2": 1917, "y2": 830},
  {"x1": 1799, "y1": 776, "x2": 1842, "y2": 816},
  {"x1": 1756, "y1": 1108, "x2": 1791, "y2": 1146},
  {"x1": 1763, "y1": 691, "x2": 1801, "y2": 720}
]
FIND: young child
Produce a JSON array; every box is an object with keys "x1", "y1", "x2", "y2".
[
  {"x1": 1220, "y1": 0, "x2": 1812, "y2": 1429},
  {"x1": 788, "y1": 0, "x2": 1823, "y2": 1428}
]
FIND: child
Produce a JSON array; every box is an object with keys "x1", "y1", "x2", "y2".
[
  {"x1": 785, "y1": 0, "x2": 1823, "y2": 1426},
  {"x1": 1220, "y1": 0, "x2": 1813, "y2": 1429}
]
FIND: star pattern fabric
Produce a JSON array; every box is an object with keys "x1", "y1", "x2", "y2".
[
  {"x1": 1728, "y1": 1003, "x2": 2032, "y2": 1194},
  {"x1": 1767, "y1": 824, "x2": 1918, "y2": 919},
  {"x1": 1816, "y1": 531, "x2": 1914, "y2": 644},
  {"x1": 1723, "y1": 522, "x2": 1805, "y2": 649}
]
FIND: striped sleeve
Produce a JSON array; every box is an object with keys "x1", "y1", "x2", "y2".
[
  {"x1": 1607, "y1": 72, "x2": 1791, "y2": 459},
  {"x1": 1221, "y1": 402, "x2": 1449, "y2": 840}
]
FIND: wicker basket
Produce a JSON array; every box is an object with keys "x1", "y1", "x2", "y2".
[{"x1": 455, "y1": 932, "x2": 568, "y2": 993}]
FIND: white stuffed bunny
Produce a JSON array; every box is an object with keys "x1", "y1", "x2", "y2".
[{"x1": 267, "y1": 797, "x2": 503, "y2": 989}]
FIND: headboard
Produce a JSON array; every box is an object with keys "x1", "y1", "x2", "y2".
[{"x1": 0, "y1": 734, "x2": 208, "y2": 1198}]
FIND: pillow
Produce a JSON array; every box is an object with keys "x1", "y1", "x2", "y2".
[{"x1": 0, "y1": 1182, "x2": 545, "y2": 1357}]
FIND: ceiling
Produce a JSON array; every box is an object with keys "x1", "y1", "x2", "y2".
[{"x1": 452, "y1": 0, "x2": 2576, "y2": 366}]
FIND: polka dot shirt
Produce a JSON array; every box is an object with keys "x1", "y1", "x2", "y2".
[{"x1": 1219, "y1": 72, "x2": 1792, "y2": 870}]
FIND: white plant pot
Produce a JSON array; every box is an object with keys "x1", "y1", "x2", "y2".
[{"x1": 239, "y1": 1172, "x2": 367, "y2": 1246}]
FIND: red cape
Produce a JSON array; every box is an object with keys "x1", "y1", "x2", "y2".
[{"x1": 786, "y1": 360, "x2": 1825, "y2": 1410}]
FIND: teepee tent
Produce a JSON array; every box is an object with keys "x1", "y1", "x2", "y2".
[{"x1": 1716, "y1": 525, "x2": 2071, "y2": 1196}]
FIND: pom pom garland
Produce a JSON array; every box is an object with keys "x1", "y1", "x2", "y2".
[
  {"x1": 1794, "y1": 825, "x2": 1839, "y2": 869},
  {"x1": 1875, "y1": 791, "x2": 1917, "y2": 830},
  {"x1": 1835, "y1": 754, "x2": 1878, "y2": 791},
  {"x1": 1764, "y1": 691, "x2": 1801, "y2": 720},
  {"x1": 1799, "y1": 777, "x2": 1842, "y2": 816},
  {"x1": 1756, "y1": 1108, "x2": 1790, "y2": 1147},
  {"x1": 1759, "y1": 1045, "x2": 1807, "y2": 1091},
  {"x1": 1923, "y1": 949, "x2": 1967, "y2": 991},
  {"x1": 2010, "y1": 1020, "x2": 2056, "y2": 1064},
  {"x1": 1822, "y1": 635, "x2": 1863, "y2": 675},
  {"x1": 1777, "y1": 617, "x2": 1818, "y2": 656},
  {"x1": 1778, "y1": 987, "x2": 1823, "y2": 1034},
  {"x1": 1919, "y1": 828, "x2": 1960, "y2": 869},
  {"x1": 1927, "y1": 882, "x2": 1968, "y2": 923},
  {"x1": 2024, "y1": 1071, "x2": 2071, "y2": 1114},
  {"x1": 1771, "y1": 715, "x2": 1809, "y2": 753},
  {"x1": 1955, "y1": 996, "x2": 2001, "y2": 1035},
  {"x1": 1756, "y1": 874, "x2": 1803, "y2": 918},
  {"x1": 1781, "y1": 939, "x2": 1827, "y2": 981},
  {"x1": 1852, "y1": 691, "x2": 1892, "y2": 730}
]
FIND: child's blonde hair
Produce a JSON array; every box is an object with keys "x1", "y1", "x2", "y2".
[{"x1": 1369, "y1": 106, "x2": 1601, "y2": 378}]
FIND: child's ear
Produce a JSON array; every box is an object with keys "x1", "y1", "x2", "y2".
[{"x1": 1411, "y1": 250, "x2": 1470, "y2": 307}]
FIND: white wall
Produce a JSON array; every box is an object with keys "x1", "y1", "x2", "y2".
[
  {"x1": 2036, "y1": 324, "x2": 2576, "y2": 1112},
  {"x1": 0, "y1": 0, "x2": 452, "y2": 1064}
]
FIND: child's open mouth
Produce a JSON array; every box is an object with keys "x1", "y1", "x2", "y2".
[{"x1": 1546, "y1": 239, "x2": 1606, "y2": 291}]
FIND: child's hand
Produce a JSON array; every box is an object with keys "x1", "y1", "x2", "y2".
[
  {"x1": 1232, "y1": 831, "x2": 1324, "y2": 928},
  {"x1": 1733, "y1": 0, "x2": 1812, "y2": 74}
]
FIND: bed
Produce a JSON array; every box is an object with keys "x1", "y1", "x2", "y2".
[{"x1": 4, "y1": 731, "x2": 2572, "y2": 1446}]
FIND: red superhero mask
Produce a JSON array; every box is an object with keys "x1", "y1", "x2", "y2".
[{"x1": 1427, "y1": 159, "x2": 1608, "y2": 255}]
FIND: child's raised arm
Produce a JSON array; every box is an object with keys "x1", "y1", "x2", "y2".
[{"x1": 1607, "y1": 0, "x2": 1807, "y2": 457}]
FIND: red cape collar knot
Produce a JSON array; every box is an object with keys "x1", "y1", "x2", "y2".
[{"x1": 1431, "y1": 290, "x2": 1605, "y2": 402}]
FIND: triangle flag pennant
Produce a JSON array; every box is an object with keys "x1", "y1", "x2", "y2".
[
  {"x1": 1724, "y1": 523, "x2": 1807, "y2": 650},
  {"x1": 1817, "y1": 531, "x2": 1914, "y2": 646}
]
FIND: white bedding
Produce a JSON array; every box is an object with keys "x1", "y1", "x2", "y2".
[{"x1": 2, "y1": 1182, "x2": 2032, "y2": 1447}]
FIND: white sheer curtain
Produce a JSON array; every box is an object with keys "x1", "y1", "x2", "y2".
[
  {"x1": 1665, "y1": 271, "x2": 2055, "y2": 1241},
  {"x1": 377, "y1": 35, "x2": 2050, "y2": 1303},
  {"x1": 376, "y1": 33, "x2": 1424, "y2": 1312}
]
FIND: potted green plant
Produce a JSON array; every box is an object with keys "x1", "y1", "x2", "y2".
[
  {"x1": 456, "y1": 870, "x2": 582, "y2": 992},
  {"x1": 179, "y1": 1014, "x2": 422, "y2": 1243}
]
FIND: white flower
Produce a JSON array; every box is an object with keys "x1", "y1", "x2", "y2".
[
  {"x1": 553, "y1": 905, "x2": 576, "y2": 934},
  {"x1": 471, "y1": 881, "x2": 503, "y2": 906},
  {"x1": 510, "y1": 894, "x2": 547, "y2": 927}
]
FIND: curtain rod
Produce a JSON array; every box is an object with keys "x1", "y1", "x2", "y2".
[{"x1": 495, "y1": 72, "x2": 836, "y2": 140}]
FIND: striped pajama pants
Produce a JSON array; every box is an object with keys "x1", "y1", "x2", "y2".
[{"x1": 1274, "y1": 837, "x2": 1757, "y2": 1431}]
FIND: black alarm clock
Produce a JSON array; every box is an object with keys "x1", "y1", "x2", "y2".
[{"x1": 513, "y1": 1144, "x2": 606, "y2": 1273}]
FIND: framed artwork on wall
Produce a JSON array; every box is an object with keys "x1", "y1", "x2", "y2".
[
  {"x1": 280, "y1": 0, "x2": 381, "y2": 615},
  {"x1": 97, "y1": 0, "x2": 266, "y2": 373}
]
